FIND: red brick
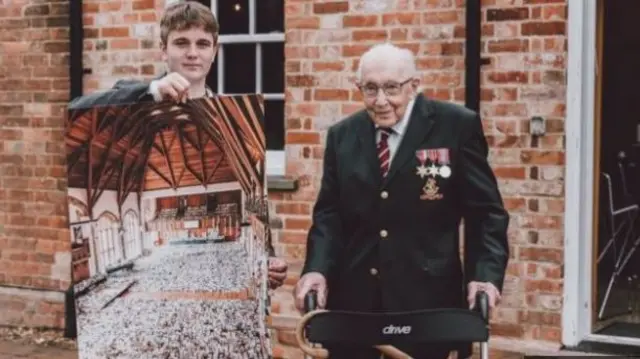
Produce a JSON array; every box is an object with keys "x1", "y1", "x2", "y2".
[
  {"x1": 132, "y1": 0, "x2": 155, "y2": 11},
  {"x1": 352, "y1": 29, "x2": 388, "y2": 42},
  {"x1": 313, "y1": 89, "x2": 349, "y2": 101},
  {"x1": 488, "y1": 39, "x2": 529, "y2": 53},
  {"x1": 343, "y1": 15, "x2": 378, "y2": 28},
  {"x1": 101, "y1": 26, "x2": 129, "y2": 37},
  {"x1": 382, "y1": 13, "x2": 420, "y2": 26},
  {"x1": 312, "y1": 2, "x2": 349, "y2": 14},
  {"x1": 521, "y1": 21, "x2": 566, "y2": 36},
  {"x1": 486, "y1": 8, "x2": 529, "y2": 21},
  {"x1": 286, "y1": 132, "x2": 320, "y2": 145},
  {"x1": 287, "y1": 16, "x2": 320, "y2": 29}
]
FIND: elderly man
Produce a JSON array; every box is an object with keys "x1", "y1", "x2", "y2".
[{"x1": 293, "y1": 42, "x2": 510, "y2": 359}]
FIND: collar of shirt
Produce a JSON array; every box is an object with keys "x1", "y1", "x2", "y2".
[{"x1": 375, "y1": 97, "x2": 416, "y2": 138}]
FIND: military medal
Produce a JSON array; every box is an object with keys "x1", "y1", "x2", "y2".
[
  {"x1": 437, "y1": 148, "x2": 451, "y2": 178},
  {"x1": 415, "y1": 150, "x2": 428, "y2": 178},
  {"x1": 426, "y1": 149, "x2": 439, "y2": 177}
]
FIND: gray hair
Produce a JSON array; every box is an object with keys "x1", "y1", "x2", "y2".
[{"x1": 355, "y1": 42, "x2": 418, "y2": 82}]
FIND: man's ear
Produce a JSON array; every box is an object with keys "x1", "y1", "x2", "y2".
[
  {"x1": 160, "y1": 42, "x2": 167, "y2": 62},
  {"x1": 410, "y1": 77, "x2": 420, "y2": 90}
]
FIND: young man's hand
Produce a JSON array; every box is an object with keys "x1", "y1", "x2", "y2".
[
  {"x1": 267, "y1": 257, "x2": 287, "y2": 289},
  {"x1": 149, "y1": 72, "x2": 190, "y2": 103}
]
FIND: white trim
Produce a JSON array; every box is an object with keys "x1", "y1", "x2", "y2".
[
  {"x1": 218, "y1": 33, "x2": 285, "y2": 43},
  {"x1": 562, "y1": 0, "x2": 598, "y2": 347},
  {"x1": 224, "y1": 93, "x2": 284, "y2": 101},
  {"x1": 217, "y1": 44, "x2": 224, "y2": 93},
  {"x1": 140, "y1": 182, "x2": 242, "y2": 200},
  {"x1": 583, "y1": 333, "x2": 640, "y2": 347},
  {"x1": 248, "y1": 0, "x2": 255, "y2": 34},
  {"x1": 267, "y1": 150, "x2": 285, "y2": 176},
  {"x1": 256, "y1": 43, "x2": 262, "y2": 92}
]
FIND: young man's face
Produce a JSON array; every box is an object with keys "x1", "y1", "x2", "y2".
[{"x1": 162, "y1": 26, "x2": 218, "y2": 85}]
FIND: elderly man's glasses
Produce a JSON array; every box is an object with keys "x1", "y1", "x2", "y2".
[{"x1": 359, "y1": 78, "x2": 412, "y2": 97}]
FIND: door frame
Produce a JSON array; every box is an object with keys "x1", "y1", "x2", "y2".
[
  {"x1": 562, "y1": 0, "x2": 640, "y2": 347},
  {"x1": 562, "y1": 0, "x2": 598, "y2": 347}
]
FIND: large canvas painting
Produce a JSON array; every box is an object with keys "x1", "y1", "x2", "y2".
[{"x1": 64, "y1": 95, "x2": 272, "y2": 358}]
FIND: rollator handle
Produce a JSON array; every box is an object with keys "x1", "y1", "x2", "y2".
[
  {"x1": 475, "y1": 290, "x2": 490, "y2": 322},
  {"x1": 305, "y1": 289, "x2": 318, "y2": 313}
]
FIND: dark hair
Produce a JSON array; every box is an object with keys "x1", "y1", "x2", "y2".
[{"x1": 160, "y1": 1, "x2": 219, "y2": 45}]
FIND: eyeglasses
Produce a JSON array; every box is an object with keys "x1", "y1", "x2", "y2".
[{"x1": 359, "y1": 78, "x2": 412, "y2": 97}]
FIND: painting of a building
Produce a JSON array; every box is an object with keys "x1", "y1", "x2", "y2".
[{"x1": 64, "y1": 95, "x2": 274, "y2": 358}]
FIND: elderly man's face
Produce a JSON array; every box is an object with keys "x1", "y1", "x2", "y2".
[{"x1": 358, "y1": 61, "x2": 418, "y2": 128}]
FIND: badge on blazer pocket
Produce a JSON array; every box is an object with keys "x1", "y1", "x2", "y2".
[{"x1": 420, "y1": 177, "x2": 443, "y2": 201}]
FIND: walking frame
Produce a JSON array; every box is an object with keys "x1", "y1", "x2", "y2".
[{"x1": 295, "y1": 290, "x2": 491, "y2": 359}]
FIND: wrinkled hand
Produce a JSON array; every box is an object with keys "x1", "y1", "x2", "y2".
[
  {"x1": 293, "y1": 272, "x2": 327, "y2": 312},
  {"x1": 267, "y1": 257, "x2": 287, "y2": 290},
  {"x1": 467, "y1": 281, "x2": 501, "y2": 310},
  {"x1": 152, "y1": 72, "x2": 190, "y2": 103}
]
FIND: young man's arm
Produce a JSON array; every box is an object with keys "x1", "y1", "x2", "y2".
[{"x1": 67, "y1": 78, "x2": 157, "y2": 110}]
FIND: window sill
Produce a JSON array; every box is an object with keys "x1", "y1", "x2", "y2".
[{"x1": 267, "y1": 175, "x2": 297, "y2": 192}]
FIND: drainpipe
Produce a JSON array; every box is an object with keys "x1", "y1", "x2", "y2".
[
  {"x1": 64, "y1": 0, "x2": 83, "y2": 339},
  {"x1": 461, "y1": 1, "x2": 482, "y2": 358},
  {"x1": 465, "y1": 0, "x2": 481, "y2": 113},
  {"x1": 69, "y1": 0, "x2": 84, "y2": 100}
]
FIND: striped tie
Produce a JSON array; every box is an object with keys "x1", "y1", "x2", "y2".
[{"x1": 377, "y1": 128, "x2": 393, "y2": 177}]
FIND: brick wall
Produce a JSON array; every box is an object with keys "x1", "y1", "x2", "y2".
[
  {"x1": 0, "y1": 1, "x2": 73, "y2": 329},
  {"x1": 82, "y1": 0, "x2": 164, "y2": 92},
  {"x1": 0, "y1": 0, "x2": 568, "y2": 355}
]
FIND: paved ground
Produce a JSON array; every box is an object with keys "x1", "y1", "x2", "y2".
[
  {"x1": 0, "y1": 340, "x2": 77, "y2": 359},
  {"x1": 0, "y1": 340, "x2": 521, "y2": 359}
]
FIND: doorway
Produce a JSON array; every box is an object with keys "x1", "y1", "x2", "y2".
[{"x1": 592, "y1": 0, "x2": 640, "y2": 342}]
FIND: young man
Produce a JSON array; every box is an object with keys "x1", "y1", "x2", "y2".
[{"x1": 69, "y1": 1, "x2": 288, "y2": 289}]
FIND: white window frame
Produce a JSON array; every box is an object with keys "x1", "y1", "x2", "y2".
[{"x1": 211, "y1": 0, "x2": 286, "y2": 177}]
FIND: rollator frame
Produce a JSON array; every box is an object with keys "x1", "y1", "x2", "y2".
[{"x1": 295, "y1": 290, "x2": 491, "y2": 359}]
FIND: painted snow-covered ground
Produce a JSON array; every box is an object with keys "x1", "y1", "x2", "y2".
[{"x1": 74, "y1": 236, "x2": 271, "y2": 359}]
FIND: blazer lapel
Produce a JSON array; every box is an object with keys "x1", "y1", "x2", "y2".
[
  {"x1": 383, "y1": 94, "x2": 435, "y2": 186},
  {"x1": 355, "y1": 112, "x2": 382, "y2": 189}
]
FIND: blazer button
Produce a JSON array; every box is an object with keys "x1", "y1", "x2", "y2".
[
  {"x1": 380, "y1": 191, "x2": 388, "y2": 199},
  {"x1": 380, "y1": 229, "x2": 388, "y2": 238},
  {"x1": 370, "y1": 268, "x2": 378, "y2": 276}
]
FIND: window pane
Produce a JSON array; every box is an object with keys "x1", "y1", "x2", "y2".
[
  {"x1": 206, "y1": 57, "x2": 219, "y2": 93},
  {"x1": 256, "y1": 0, "x2": 284, "y2": 34},
  {"x1": 197, "y1": 0, "x2": 211, "y2": 9},
  {"x1": 218, "y1": 0, "x2": 249, "y2": 35},
  {"x1": 223, "y1": 44, "x2": 255, "y2": 93},
  {"x1": 262, "y1": 42, "x2": 284, "y2": 94},
  {"x1": 264, "y1": 99, "x2": 284, "y2": 151}
]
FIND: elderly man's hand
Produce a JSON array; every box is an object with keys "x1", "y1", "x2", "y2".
[
  {"x1": 267, "y1": 257, "x2": 287, "y2": 289},
  {"x1": 467, "y1": 281, "x2": 501, "y2": 310},
  {"x1": 294, "y1": 272, "x2": 327, "y2": 313}
]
